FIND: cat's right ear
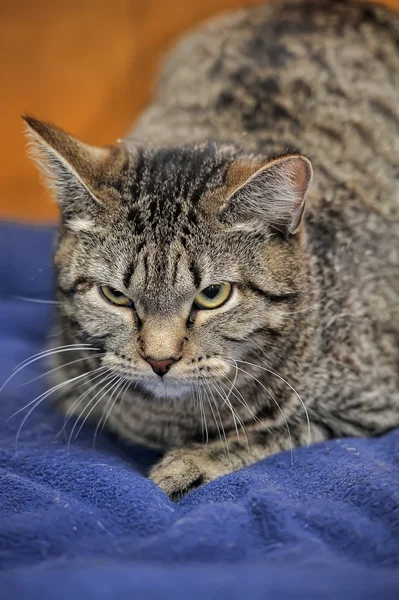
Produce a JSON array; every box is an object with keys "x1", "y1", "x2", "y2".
[{"x1": 23, "y1": 116, "x2": 124, "y2": 224}]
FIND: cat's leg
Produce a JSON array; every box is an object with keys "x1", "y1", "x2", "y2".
[{"x1": 150, "y1": 422, "x2": 327, "y2": 500}]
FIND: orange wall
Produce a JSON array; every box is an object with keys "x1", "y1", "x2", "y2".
[{"x1": 1, "y1": 0, "x2": 398, "y2": 223}]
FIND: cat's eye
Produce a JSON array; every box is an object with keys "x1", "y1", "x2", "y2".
[
  {"x1": 100, "y1": 285, "x2": 133, "y2": 307},
  {"x1": 194, "y1": 283, "x2": 232, "y2": 310}
]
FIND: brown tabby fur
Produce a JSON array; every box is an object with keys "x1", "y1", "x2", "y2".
[{"x1": 25, "y1": 0, "x2": 399, "y2": 500}]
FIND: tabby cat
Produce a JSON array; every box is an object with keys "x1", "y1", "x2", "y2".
[{"x1": 25, "y1": 0, "x2": 399, "y2": 499}]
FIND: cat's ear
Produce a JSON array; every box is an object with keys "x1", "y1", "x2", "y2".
[
  {"x1": 219, "y1": 154, "x2": 313, "y2": 235},
  {"x1": 23, "y1": 116, "x2": 123, "y2": 223}
]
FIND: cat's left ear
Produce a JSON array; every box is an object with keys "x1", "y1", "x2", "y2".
[
  {"x1": 219, "y1": 154, "x2": 313, "y2": 235},
  {"x1": 23, "y1": 116, "x2": 124, "y2": 222}
]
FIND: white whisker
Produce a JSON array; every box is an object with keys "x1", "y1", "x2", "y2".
[
  {"x1": 13, "y1": 366, "x2": 105, "y2": 449},
  {"x1": 213, "y1": 379, "x2": 250, "y2": 452},
  {"x1": 47, "y1": 327, "x2": 68, "y2": 339},
  {"x1": 9, "y1": 365, "x2": 105, "y2": 422},
  {"x1": 199, "y1": 385, "x2": 209, "y2": 444},
  {"x1": 204, "y1": 381, "x2": 230, "y2": 461},
  {"x1": 1, "y1": 344, "x2": 99, "y2": 393},
  {"x1": 13, "y1": 343, "x2": 95, "y2": 371},
  {"x1": 116, "y1": 378, "x2": 135, "y2": 417},
  {"x1": 211, "y1": 380, "x2": 239, "y2": 440},
  {"x1": 93, "y1": 377, "x2": 128, "y2": 447},
  {"x1": 234, "y1": 358, "x2": 311, "y2": 449},
  {"x1": 12, "y1": 296, "x2": 59, "y2": 305},
  {"x1": 22, "y1": 353, "x2": 105, "y2": 386},
  {"x1": 68, "y1": 373, "x2": 119, "y2": 446},
  {"x1": 101, "y1": 378, "x2": 131, "y2": 435},
  {"x1": 220, "y1": 374, "x2": 275, "y2": 437},
  {"x1": 278, "y1": 296, "x2": 324, "y2": 316},
  {"x1": 54, "y1": 367, "x2": 111, "y2": 441},
  {"x1": 230, "y1": 361, "x2": 293, "y2": 462}
]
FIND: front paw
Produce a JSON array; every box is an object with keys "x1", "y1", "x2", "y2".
[{"x1": 149, "y1": 448, "x2": 215, "y2": 500}]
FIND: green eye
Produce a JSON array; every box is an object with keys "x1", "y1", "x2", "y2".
[
  {"x1": 194, "y1": 283, "x2": 232, "y2": 310},
  {"x1": 100, "y1": 285, "x2": 133, "y2": 307}
]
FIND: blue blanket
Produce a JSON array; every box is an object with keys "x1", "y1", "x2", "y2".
[{"x1": 0, "y1": 221, "x2": 398, "y2": 599}]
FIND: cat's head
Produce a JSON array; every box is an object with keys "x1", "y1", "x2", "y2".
[{"x1": 25, "y1": 116, "x2": 312, "y2": 399}]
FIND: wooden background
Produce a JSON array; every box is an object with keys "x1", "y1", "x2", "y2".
[{"x1": 1, "y1": 0, "x2": 398, "y2": 223}]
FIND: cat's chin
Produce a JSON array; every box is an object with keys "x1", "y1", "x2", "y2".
[{"x1": 137, "y1": 378, "x2": 202, "y2": 400}]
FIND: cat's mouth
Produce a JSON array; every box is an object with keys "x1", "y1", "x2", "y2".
[
  {"x1": 107, "y1": 366, "x2": 226, "y2": 400},
  {"x1": 137, "y1": 378, "x2": 198, "y2": 399},
  {"x1": 103, "y1": 354, "x2": 231, "y2": 394}
]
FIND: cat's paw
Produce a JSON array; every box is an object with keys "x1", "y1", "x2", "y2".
[{"x1": 149, "y1": 448, "x2": 213, "y2": 501}]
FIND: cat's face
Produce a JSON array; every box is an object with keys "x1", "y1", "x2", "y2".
[{"x1": 25, "y1": 117, "x2": 312, "y2": 400}]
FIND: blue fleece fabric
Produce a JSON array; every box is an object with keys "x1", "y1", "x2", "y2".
[{"x1": 0, "y1": 221, "x2": 398, "y2": 599}]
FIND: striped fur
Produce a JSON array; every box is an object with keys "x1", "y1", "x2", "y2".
[{"x1": 26, "y1": 0, "x2": 399, "y2": 499}]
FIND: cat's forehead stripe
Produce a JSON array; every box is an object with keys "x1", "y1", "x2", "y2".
[
  {"x1": 189, "y1": 260, "x2": 202, "y2": 290},
  {"x1": 126, "y1": 143, "x2": 232, "y2": 206},
  {"x1": 123, "y1": 260, "x2": 135, "y2": 290}
]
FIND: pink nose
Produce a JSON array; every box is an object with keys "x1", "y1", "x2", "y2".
[{"x1": 145, "y1": 357, "x2": 177, "y2": 377}]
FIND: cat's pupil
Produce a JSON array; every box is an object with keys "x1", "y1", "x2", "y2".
[
  {"x1": 203, "y1": 285, "x2": 221, "y2": 299},
  {"x1": 111, "y1": 288, "x2": 123, "y2": 297}
]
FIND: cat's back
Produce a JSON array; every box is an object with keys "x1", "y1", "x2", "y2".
[
  {"x1": 134, "y1": 0, "x2": 399, "y2": 286},
  {"x1": 134, "y1": 0, "x2": 399, "y2": 214}
]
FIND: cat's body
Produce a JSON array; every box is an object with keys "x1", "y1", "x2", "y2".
[{"x1": 26, "y1": 0, "x2": 399, "y2": 498}]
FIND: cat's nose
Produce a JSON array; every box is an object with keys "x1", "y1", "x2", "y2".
[{"x1": 145, "y1": 357, "x2": 178, "y2": 377}]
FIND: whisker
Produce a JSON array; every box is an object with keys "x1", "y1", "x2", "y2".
[
  {"x1": 192, "y1": 383, "x2": 199, "y2": 414},
  {"x1": 66, "y1": 372, "x2": 116, "y2": 451},
  {"x1": 73, "y1": 374, "x2": 122, "y2": 442},
  {"x1": 13, "y1": 343, "x2": 95, "y2": 371},
  {"x1": 22, "y1": 353, "x2": 105, "y2": 386},
  {"x1": 220, "y1": 375, "x2": 275, "y2": 437},
  {"x1": 1, "y1": 344, "x2": 99, "y2": 393},
  {"x1": 100, "y1": 378, "x2": 131, "y2": 436},
  {"x1": 194, "y1": 384, "x2": 202, "y2": 440},
  {"x1": 217, "y1": 379, "x2": 251, "y2": 439},
  {"x1": 9, "y1": 365, "x2": 105, "y2": 422},
  {"x1": 199, "y1": 385, "x2": 208, "y2": 444},
  {"x1": 210, "y1": 380, "x2": 240, "y2": 442},
  {"x1": 11, "y1": 296, "x2": 59, "y2": 305},
  {"x1": 68, "y1": 373, "x2": 119, "y2": 446},
  {"x1": 234, "y1": 358, "x2": 311, "y2": 449},
  {"x1": 278, "y1": 296, "x2": 324, "y2": 316},
  {"x1": 230, "y1": 361, "x2": 293, "y2": 463},
  {"x1": 204, "y1": 381, "x2": 230, "y2": 461},
  {"x1": 226, "y1": 360, "x2": 239, "y2": 403},
  {"x1": 192, "y1": 383, "x2": 205, "y2": 442},
  {"x1": 93, "y1": 377, "x2": 128, "y2": 447},
  {"x1": 116, "y1": 378, "x2": 135, "y2": 418},
  {"x1": 54, "y1": 367, "x2": 111, "y2": 441},
  {"x1": 13, "y1": 366, "x2": 105, "y2": 449},
  {"x1": 204, "y1": 381, "x2": 222, "y2": 449},
  {"x1": 47, "y1": 327, "x2": 68, "y2": 339},
  {"x1": 213, "y1": 379, "x2": 250, "y2": 452}
]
